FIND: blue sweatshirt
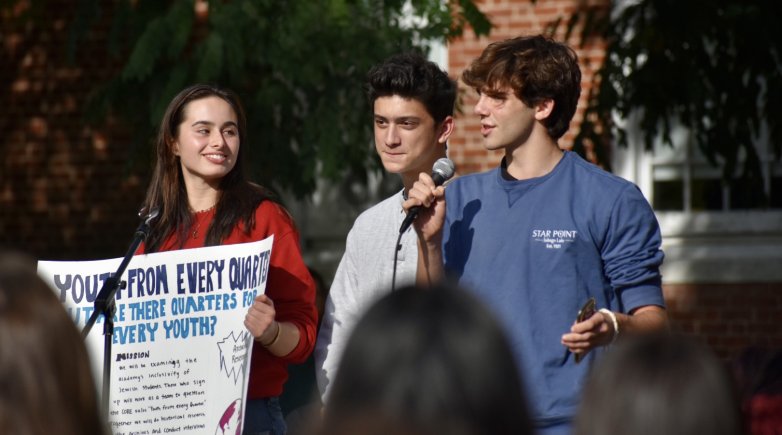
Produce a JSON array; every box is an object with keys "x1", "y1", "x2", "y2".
[{"x1": 443, "y1": 151, "x2": 665, "y2": 427}]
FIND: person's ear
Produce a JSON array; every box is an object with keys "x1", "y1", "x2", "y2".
[
  {"x1": 169, "y1": 138, "x2": 180, "y2": 156},
  {"x1": 437, "y1": 116, "x2": 455, "y2": 144},
  {"x1": 535, "y1": 99, "x2": 554, "y2": 121}
]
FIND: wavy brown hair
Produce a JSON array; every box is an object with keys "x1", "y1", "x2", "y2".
[
  {"x1": 462, "y1": 35, "x2": 581, "y2": 140},
  {"x1": 141, "y1": 84, "x2": 277, "y2": 252}
]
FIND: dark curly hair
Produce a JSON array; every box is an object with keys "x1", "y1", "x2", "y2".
[{"x1": 366, "y1": 52, "x2": 456, "y2": 124}]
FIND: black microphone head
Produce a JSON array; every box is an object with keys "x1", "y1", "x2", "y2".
[
  {"x1": 431, "y1": 158, "x2": 455, "y2": 185},
  {"x1": 139, "y1": 207, "x2": 160, "y2": 225},
  {"x1": 146, "y1": 207, "x2": 160, "y2": 222}
]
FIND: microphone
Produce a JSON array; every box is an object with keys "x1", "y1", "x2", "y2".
[
  {"x1": 399, "y1": 158, "x2": 455, "y2": 234},
  {"x1": 135, "y1": 207, "x2": 160, "y2": 239},
  {"x1": 141, "y1": 207, "x2": 160, "y2": 225}
]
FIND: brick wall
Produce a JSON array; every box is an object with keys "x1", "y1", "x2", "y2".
[
  {"x1": 665, "y1": 283, "x2": 782, "y2": 359},
  {"x1": 447, "y1": 0, "x2": 608, "y2": 173},
  {"x1": 0, "y1": 1, "x2": 145, "y2": 260}
]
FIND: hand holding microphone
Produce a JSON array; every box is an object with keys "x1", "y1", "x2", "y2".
[{"x1": 400, "y1": 158, "x2": 455, "y2": 234}]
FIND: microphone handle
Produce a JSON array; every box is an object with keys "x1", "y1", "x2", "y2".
[
  {"x1": 399, "y1": 206, "x2": 420, "y2": 234},
  {"x1": 399, "y1": 172, "x2": 448, "y2": 234}
]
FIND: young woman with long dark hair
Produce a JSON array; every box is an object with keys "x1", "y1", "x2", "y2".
[{"x1": 139, "y1": 84, "x2": 317, "y2": 435}]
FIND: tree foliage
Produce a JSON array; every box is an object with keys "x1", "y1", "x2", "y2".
[
  {"x1": 570, "y1": 0, "x2": 782, "y2": 195},
  {"x1": 66, "y1": 0, "x2": 490, "y2": 198}
]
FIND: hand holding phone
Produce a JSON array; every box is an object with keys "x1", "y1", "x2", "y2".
[{"x1": 574, "y1": 297, "x2": 596, "y2": 363}]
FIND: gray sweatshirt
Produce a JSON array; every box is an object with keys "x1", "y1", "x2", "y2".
[{"x1": 314, "y1": 190, "x2": 418, "y2": 401}]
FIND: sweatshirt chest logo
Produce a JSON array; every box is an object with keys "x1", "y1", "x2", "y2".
[{"x1": 531, "y1": 229, "x2": 578, "y2": 250}]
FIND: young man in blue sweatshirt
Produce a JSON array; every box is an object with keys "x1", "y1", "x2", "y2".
[{"x1": 404, "y1": 35, "x2": 668, "y2": 434}]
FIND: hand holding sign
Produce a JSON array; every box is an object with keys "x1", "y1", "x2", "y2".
[{"x1": 243, "y1": 294, "x2": 276, "y2": 342}]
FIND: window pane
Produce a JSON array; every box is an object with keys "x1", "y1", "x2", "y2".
[
  {"x1": 691, "y1": 178, "x2": 723, "y2": 211},
  {"x1": 729, "y1": 177, "x2": 766, "y2": 209},
  {"x1": 652, "y1": 165, "x2": 683, "y2": 181},
  {"x1": 653, "y1": 180, "x2": 684, "y2": 210},
  {"x1": 771, "y1": 175, "x2": 782, "y2": 208}
]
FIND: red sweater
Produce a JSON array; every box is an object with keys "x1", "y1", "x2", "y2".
[{"x1": 141, "y1": 201, "x2": 317, "y2": 399}]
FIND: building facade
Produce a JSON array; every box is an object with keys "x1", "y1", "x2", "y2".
[
  {"x1": 442, "y1": 0, "x2": 782, "y2": 358},
  {"x1": 2, "y1": 0, "x2": 780, "y2": 359}
]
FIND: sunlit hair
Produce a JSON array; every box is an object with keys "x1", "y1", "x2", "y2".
[
  {"x1": 321, "y1": 282, "x2": 533, "y2": 435},
  {"x1": 0, "y1": 251, "x2": 107, "y2": 435},
  {"x1": 462, "y1": 35, "x2": 581, "y2": 140},
  {"x1": 367, "y1": 52, "x2": 457, "y2": 124},
  {"x1": 141, "y1": 84, "x2": 277, "y2": 252}
]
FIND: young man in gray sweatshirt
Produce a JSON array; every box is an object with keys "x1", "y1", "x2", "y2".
[{"x1": 315, "y1": 52, "x2": 456, "y2": 401}]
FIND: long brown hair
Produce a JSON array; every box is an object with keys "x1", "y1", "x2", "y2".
[
  {"x1": 141, "y1": 84, "x2": 276, "y2": 252},
  {"x1": 0, "y1": 251, "x2": 107, "y2": 435}
]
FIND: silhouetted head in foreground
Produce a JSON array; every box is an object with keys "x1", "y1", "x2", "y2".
[
  {"x1": 0, "y1": 251, "x2": 107, "y2": 435},
  {"x1": 321, "y1": 282, "x2": 533, "y2": 435},
  {"x1": 575, "y1": 333, "x2": 744, "y2": 435}
]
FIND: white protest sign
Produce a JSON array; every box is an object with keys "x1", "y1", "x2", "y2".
[{"x1": 37, "y1": 237, "x2": 273, "y2": 435}]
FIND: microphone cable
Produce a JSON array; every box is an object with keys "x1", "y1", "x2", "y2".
[
  {"x1": 392, "y1": 188, "x2": 408, "y2": 292},
  {"x1": 391, "y1": 229, "x2": 404, "y2": 291}
]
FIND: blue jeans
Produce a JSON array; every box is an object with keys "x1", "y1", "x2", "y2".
[{"x1": 243, "y1": 397, "x2": 287, "y2": 435}]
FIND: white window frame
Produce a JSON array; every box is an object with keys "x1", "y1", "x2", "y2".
[{"x1": 612, "y1": 121, "x2": 782, "y2": 284}]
